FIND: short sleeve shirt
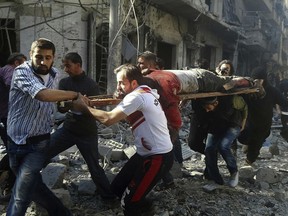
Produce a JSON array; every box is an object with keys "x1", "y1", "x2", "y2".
[
  {"x1": 7, "y1": 61, "x2": 57, "y2": 144},
  {"x1": 117, "y1": 85, "x2": 173, "y2": 156}
]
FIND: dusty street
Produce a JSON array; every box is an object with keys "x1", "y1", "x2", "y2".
[{"x1": 1, "y1": 116, "x2": 288, "y2": 216}]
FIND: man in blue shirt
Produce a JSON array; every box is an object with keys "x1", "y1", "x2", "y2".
[{"x1": 6, "y1": 38, "x2": 78, "y2": 216}]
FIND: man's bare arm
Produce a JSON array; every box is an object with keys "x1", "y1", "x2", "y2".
[
  {"x1": 72, "y1": 95, "x2": 127, "y2": 126},
  {"x1": 35, "y1": 89, "x2": 78, "y2": 102},
  {"x1": 223, "y1": 77, "x2": 252, "y2": 90},
  {"x1": 87, "y1": 107, "x2": 127, "y2": 126}
]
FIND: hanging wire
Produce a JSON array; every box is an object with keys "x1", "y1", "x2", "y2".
[
  {"x1": 5, "y1": 5, "x2": 12, "y2": 54},
  {"x1": 130, "y1": 0, "x2": 140, "y2": 56},
  {"x1": 109, "y1": 0, "x2": 136, "y2": 51}
]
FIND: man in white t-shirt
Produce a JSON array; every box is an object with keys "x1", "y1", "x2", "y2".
[{"x1": 72, "y1": 64, "x2": 173, "y2": 216}]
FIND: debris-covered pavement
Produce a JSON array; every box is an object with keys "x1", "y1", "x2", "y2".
[{"x1": 1, "y1": 105, "x2": 288, "y2": 216}]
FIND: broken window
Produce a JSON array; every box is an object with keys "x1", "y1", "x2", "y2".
[{"x1": 0, "y1": 19, "x2": 16, "y2": 67}]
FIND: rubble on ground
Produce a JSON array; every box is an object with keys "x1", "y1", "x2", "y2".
[{"x1": 1, "y1": 105, "x2": 288, "y2": 215}]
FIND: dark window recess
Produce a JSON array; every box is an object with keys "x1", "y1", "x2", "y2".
[{"x1": 0, "y1": 19, "x2": 16, "y2": 67}]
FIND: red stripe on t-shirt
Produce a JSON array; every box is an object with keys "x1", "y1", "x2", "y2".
[{"x1": 131, "y1": 117, "x2": 145, "y2": 131}]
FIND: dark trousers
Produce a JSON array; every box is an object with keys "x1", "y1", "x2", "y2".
[
  {"x1": 280, "y1": 114, "x2": 288, "y2": 141},
  {"x1": 188, "y1": 112, "x2": 208, "y2": 154},
  {"x1": 0, "y1": 118, "x2": 15, "y2": 190},
  {"x1": 47, "y1": 127, "x2": 114, "y2": 199},
  {"x1": 111, "y1": 151, "x2": 173, "y2": 216},
  {"x1": 238, "y1": 126, "x2": 270, "y2": 163},
  {"x1": 0, "y1": 118, "x2": 8, "y2": 146}
]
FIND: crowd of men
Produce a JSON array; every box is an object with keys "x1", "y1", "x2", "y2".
[{"x1": 0, "y1": 38, "x2": 287, "y2": 216}]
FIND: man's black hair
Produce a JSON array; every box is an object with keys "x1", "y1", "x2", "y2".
[
  {"x1": 31, "y1": 38, "x2": 56, "y2": 55},
  {"x1": 114, "y1": 64, "x2": 144, "y2": 84},
  {"x1": 138, "y1": 51, "x2": 157, "y2": 63},
  {"x1": 63, "y1": 52, "x2": 82, "y2": 67},
  {"x1": 7, "y1": 53, "x2": 27, "y2": 65},
  {"x1": 199, "y1": 96, "x2": 218, "y2": 106},
  {"x1": 216, "y1": 59, "x2": 235, "y2": 75},
  {"x1": 251, "y1": 66, "x2": 267, "y2": 80}
]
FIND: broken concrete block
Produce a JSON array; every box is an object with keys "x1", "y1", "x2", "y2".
[
  {"x1": 256, "y1": 168, "x2": 280, "y2": 184},
  {"x1": 269, "y1": 144, "x2": 280, "y2": 156},
  {"x1": 50, "y1": 154, "x2": 69, "y2": 166},
  {"x1": 42, "y1": 163, "x2": 67, "y2": 189},
  {"x1": 111, "y1": 149, "x2": 125, "y2": 161},
  {"x1": 75, "y1": 178, "x2": 96, "y2": 195},
  {"x1": 259, "y1": 146, "x2": 272, "y2": 159},
  {"x1": 239, "y1": 166, "x2": 256, "y2": 179},
  {"x1": 123, "y1": 146, "x2": 136, "y2": 159},
  {"x1": 53, "y1": 188, "x2": 73, "y2": 208}
]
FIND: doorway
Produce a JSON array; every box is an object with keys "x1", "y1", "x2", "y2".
[{"x1": 157, "y1": 41, "x2": 175, "y2": 69}]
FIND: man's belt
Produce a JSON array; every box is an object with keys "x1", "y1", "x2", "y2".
[{"x1": 26, "y1": 133, "x2": 50, "y2": 144}]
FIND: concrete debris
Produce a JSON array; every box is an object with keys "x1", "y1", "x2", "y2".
[
  {"x1": 239, "y1": 165, "x2": 256, "y2": 179},
  {"x1": 123, "y1": 145, "x2": 136, "y2": 159},
  {"x1": 2, "y1": 104, "x2": 288, "y2": 215},
  {"x1": 269, "y1": 144, "x2": 280, "y2": 155},
  {"x1": 259, "y1": 146, "x2": 273, "y2": 159},
  {"x1": 42, "y1": 163, "x2": 67, "y2": 189},
  {"x1": 256, "y1": 168, "x2": 280, "y2": 184},
  {"x1": 71, "y1": 178, "x2": 96, "y2": 195}
]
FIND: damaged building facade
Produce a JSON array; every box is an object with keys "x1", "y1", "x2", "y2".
[{"x1": 1, "y1": 0, "x2": 288, "y2": 92}]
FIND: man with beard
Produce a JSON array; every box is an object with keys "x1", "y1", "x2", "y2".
[
  {"x1": 6, "y1": 38, "x2": 78, "y2": 216},
  {"x1": 73, "y1": 64, "x2": 174, "y2": 216}
]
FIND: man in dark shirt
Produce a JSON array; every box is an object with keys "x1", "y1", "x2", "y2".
[
  {"x1": 0, "y1": 53, "x2": 26, "y2": 201},
  {"x1": 46, "y1": 52, "x2": 115, "y2": 199},
  {"x1": 0, "y1": 53, "x2": 27, "y2": 146},
  {"x1": 238, "y1": 66, "x2": 288, "y2": 164},
  {"x1": 278, "y1": 75, "x2": 288, "y2": 138}
]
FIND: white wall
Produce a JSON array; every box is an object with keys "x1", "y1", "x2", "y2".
[{"x1": 19, "y1": 3, "x2": 88, "y2": 71}]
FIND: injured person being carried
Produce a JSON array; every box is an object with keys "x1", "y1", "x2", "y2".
[{"x1": 144, "y1": 68, "x2": 265, "y2": 100}]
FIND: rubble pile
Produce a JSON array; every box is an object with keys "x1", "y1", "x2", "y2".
[{"x1": 1, "y1": 105, "x2": 288, "y2": 215}]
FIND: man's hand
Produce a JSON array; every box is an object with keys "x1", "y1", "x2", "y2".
[
  {"x1": 71, "y1": 94, "x2": 91, "y2": 115},
  {"x1": 253, "y1": 79, "x2": 266, "y2": 99}
]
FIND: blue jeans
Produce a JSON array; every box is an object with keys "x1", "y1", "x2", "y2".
[
  {"x1": 7, "y1": 137, "x2": 70, "y2": 216},
  {"x1": 47, "y1": 127, "x2": 114, "y2": 199},
  {"x1": 205, "y1": 127, "x2": 240, "y2": 184}
]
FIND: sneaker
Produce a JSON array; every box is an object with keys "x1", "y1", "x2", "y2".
[
  {"x1": 202, "y1": 182, "x2": 222, "y2": 192},
  {"x1": 229, "y1": 171, "x2": 239, "y2": 187}
]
